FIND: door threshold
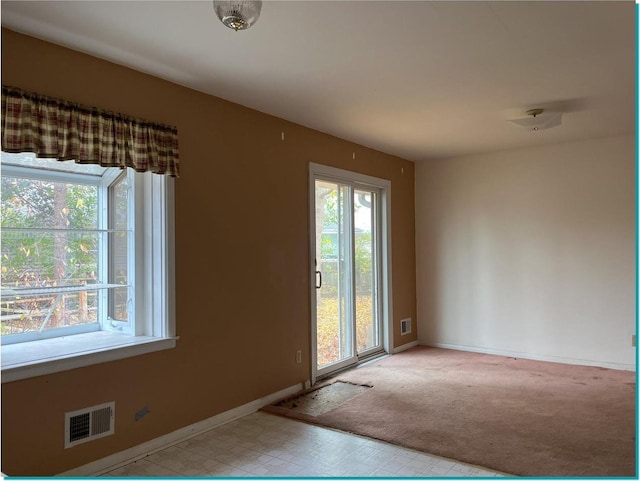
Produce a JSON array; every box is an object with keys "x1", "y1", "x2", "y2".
[
  {"x1": 316, "y1": 351, "x2": 389, "y2": 382},
  {"x1": 357, "y1": 351, "x2": 390, "y2": 367}
]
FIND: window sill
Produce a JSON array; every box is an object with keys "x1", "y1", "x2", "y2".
[{"x1": 1, "y1": 331, "x2": 178, "y2": 383}]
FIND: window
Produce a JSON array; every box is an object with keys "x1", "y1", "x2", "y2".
[{"x1": 1, "y1": 152, "x2": 176, "y2": 382}]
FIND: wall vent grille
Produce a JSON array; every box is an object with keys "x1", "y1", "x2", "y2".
[
  {"x1": 400, "y1": 318, "x2": 412, "y2": 335},
  {"x1": 65, "y1": 402, "x2": 115, "y2": 448}
]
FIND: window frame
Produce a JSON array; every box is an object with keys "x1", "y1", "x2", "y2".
[
  {"x1": 1, "y1": 156, "x2": 177, "y2": 383},
  {"x1": 1, "y1": 164, "x2": 108, "y2": 343},
  {"x1": 104, "y1": 169, "x2": 134, "y2": 334}
]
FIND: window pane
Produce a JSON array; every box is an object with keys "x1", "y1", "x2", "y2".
[
  {"x1": 109, "y1": 173, "x2": 129, "y2": 322},
  {"x1": 1, "y1": 175, "x2": 100, "y2": 336},
  {"x1": 1, "y1": 176, "x2": 98, "y2": 230},
  {"x1": 315, "y1": 181, "x2": 353, "y2": 368},
  {"x1": 1, "y1": 230, "x2": 101, "y2": 335},
  {"x1": 354, "y1": 190, "x2": 379, "y2": 353}
]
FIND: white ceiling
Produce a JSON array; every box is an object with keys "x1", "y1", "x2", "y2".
[{"x1": 1, "y1": 1, "x2": 635, "y2": 161}]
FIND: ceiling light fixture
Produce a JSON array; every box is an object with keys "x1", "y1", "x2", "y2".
[
  {"x1": 213, "y1": 0, "x2": 262, "y2": 31},
  {"x1": 506, "y1": 108, "x2": 562, "y2": 131}
]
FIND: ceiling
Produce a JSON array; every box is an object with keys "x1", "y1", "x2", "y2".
[{"x1": 1, "y1": 1, "x2": 635, "y2": 162}]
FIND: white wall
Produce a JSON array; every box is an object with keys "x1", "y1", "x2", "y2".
[{"x1": 416, "y1": 135, "x2": 635, "y2": 369}]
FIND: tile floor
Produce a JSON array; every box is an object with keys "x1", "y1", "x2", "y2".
[{"x1": 104, "y1": 411, "x2": 507, "y2": 477}]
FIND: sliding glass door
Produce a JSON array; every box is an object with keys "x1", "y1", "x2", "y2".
[{"x1": 311, "y1": 168, "x2": 384, "y2": 378}]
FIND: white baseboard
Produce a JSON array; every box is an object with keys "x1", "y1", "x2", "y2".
[
  {"x1": 393, "y1": 340, "x2": 419, "y2": 354},
  {"x1": 59, "y1": 382, "x2": 303, "y2": 476},
  {"x1": 422, "y1": 342, "x2": 636, "y2": 371}
]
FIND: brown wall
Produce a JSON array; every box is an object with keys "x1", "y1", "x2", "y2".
[{"x1": 1, "y1": 28, "x2": 417, "y2": 475}]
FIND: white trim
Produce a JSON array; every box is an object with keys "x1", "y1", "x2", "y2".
[
  {"x1": 165, "y1": 177, "x2": 176, "y2": 338},
  {"x1": 392, "y1": 340, "x2": 419, "y2": 354},
  {"x1": 381, "y1": 184, "x2": 393, "y2": 356},
  {"x1": 423, "y1": 342, "x2": 636, "y2": 371},
  {"x1": 1, "y1": 163, "x2": 105, "y2": 185},
  {"x1": 1, "y1": 333, "x2": 178, "y2": 383},
  {"x1": 310, "y1": 163, "x2": 390, "y2": 188},
  {"x1": 309, "y1": 167, "x2": 319, "y2": 385},
  {"x1": 58, "y1": 382, "x2": 303, "y2": 476}
]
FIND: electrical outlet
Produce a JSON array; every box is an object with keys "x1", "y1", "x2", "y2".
[
  {"x1": 296, "y1": 350, "x2": 302, "y2": 363},
  {"x1": 632, "y1": 335, "x2": 636, "y2": 347}
]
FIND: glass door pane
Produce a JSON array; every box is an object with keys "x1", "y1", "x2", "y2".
[
  {"x1": 315, "y1": 180, "x2": 354, "y2": 370},
  {"x1": 354, "y1": 189, "x2": 380, "y2": 354}
]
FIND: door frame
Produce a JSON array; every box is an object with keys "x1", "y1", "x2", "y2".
[{"x1": 309, "y1": 162, "x2": 393, "y2": 384}]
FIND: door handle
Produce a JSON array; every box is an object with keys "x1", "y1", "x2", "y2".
[{"x1": 314, "y1": 258, "x2": 322, "y2": 289}]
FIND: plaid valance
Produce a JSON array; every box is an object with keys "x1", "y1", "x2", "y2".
[{"x1": 1, "y1": 85, "x2": 179, "y2": 177}]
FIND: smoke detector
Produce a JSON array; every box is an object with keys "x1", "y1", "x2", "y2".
[{"x1": 506, "y1": 108, "x2": 562, "y2": 131}]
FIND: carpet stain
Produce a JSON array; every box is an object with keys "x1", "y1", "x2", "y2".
[{"x1": 275, "y1": 380, "x2": 372, "y2": 416}]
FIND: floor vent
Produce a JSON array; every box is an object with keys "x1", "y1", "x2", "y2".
[
  {"x1": 400, "y1": 318, "x2": 412, "y2": 335},
  {"x1": 65, "y1": 402, "x2": 115, "y2": 448}
]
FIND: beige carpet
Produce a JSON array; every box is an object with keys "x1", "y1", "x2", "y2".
[{"x1": 264, "y1": 346, "x2": 636, "y2": 477}]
